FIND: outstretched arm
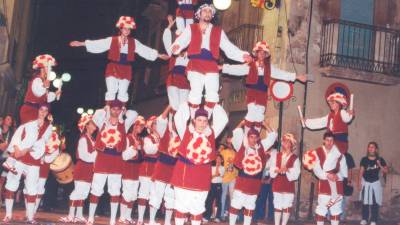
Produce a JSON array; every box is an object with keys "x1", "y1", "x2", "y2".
[
  {"x1": 212, "y1": 104, "x2": 229, "y2": 138},
  {"x1": 222, "y1": 64, "x2": 250, "y2": 76},
  {"x1": 305, "y1": 115, "x2": 328, "y2": 130},
  {"x1": 220, "y1": 31, "x2": 251, "y2": 63},
  {"x1": 174, "y1": 102, "x2": 190, "y2": 139}
]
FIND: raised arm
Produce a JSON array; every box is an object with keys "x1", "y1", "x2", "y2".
[
  {"x1": 156, "y1": 106, "x2": 171, "y2": 137},
  {"x1": 171, "y1": 25, "x2": 191, "y2": 55},
  {"x1": 124, "y1": 110, "x2": 138, "y2": 133},
  {"x1": 222, "y1": 64, "x2": 250, "y2": 76},
  {"x1": 77, "y1": 137, "x2": 97, "y2": 163},
  {"x1": 340, "y1": 109, "x2": 354, "y2": 123},
  {"x1": 220, "y1": 31, "x2": 249, "y2": 63},
  {"x1": 231, "y1": 127, "x2": 244, "y2": 152},
  {"x1": 163, "y1": 28, "x2": 173, "y2": 56},
  {"x1": 261, "y1": 130, "x2": 278, "y2": 150},
  {"x1": 174, "y1": 102, "x2": 190, "y2": 139},
  {"x1": 92, "y1": 109, "x2": 107, "y2": 128},
  {"x1": 134, "y1": 39, "x2": 159, "y2": 61},
  {"x1": 211, "y1": 104, "x2": 229, "y2": 138},
  {"x1": 305, "y1": 114, "x2": 328, "y2": 130}
]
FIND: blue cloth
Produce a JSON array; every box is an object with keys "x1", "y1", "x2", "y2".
[
  {"x1": 172, "y1": 65, "x2": 187, "y2": 76},
  {"x1": 158, "y1": 152, "x2": 177, "y2": 165},
  {"x1": 245, "y1": 76, "x2": 269, "y2": 92},
  {"x1": 188, "y1": 49, "x2": 216, "y2": 61},
  {"x1": 253, "y1": 183, "x2": 274, "y2": 221}
]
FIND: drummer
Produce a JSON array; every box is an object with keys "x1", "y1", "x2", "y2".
[
  {"x1": 60, "y1": 113, "x2": 97, "y2": 223},
  {"x1": 2, "y1": 104, "x2": 52, "y2": 224},
  {"x1": 86, "y1": 101, "x2": 137, "y2": 225}
]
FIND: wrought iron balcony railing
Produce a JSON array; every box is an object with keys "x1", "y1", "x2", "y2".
[
  {"x1": 320, "y1": 19, "x2": 400, "y2": 77},
  {"x1": 227, "y1": 24, "x2": 264, "y2": 53}
]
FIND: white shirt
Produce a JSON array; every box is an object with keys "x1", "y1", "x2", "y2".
[{"x1": 211, "y1": 165, "x2": 225, "y2": 183}]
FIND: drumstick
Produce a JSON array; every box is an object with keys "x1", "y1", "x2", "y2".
[{"x1": 297, "y1": 105, "x2": 305, "y2": 128}]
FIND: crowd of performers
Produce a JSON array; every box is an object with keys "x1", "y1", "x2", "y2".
[{"x1": 0, "y1": 3, "x2": 389, "y2": 225}]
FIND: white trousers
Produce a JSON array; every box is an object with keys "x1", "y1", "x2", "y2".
[
  {"x1": 316, "y1": 194, "x2": 343, "y2": 216},
  {"x1": 5, "y1": 161, "x2": 39, "y2": 196},
  {"x1": 122, "y1": 179, "x2": 139, "y2": 202},
  {"x1": 176, "y1": 17, "x2": 194, "y2": 33},
  {"x1": 174, "y1": 187, "x2": 208, "y2": 215},
  {"x1": 167, "y1": 86, "x2": 189, "y2": 111},
  {"x1": 149, "y1": 180, "x2": 175, "y2": 209},
  {"x1": 36, "y1": 177, "x2": 47, "y2": 195},
  {"x1": 105, "y1": 77, "x2": 130, "y2": 102},
  {"x1": 70, "y1": 181, "x2": 92, "y2": 200},
  {"x1": 138, "y1": 176, "x2": 153, "y2": 200},
  {"x1": 231, "y1": 190, "x2": 257, "y2": 210},
  {"x1": 273, "y1": 192, "x2": 295, "y2": 210},
  {"x1": 245, "y1": 103, "x2": 265, "y2": 123},
  {"x1": 187, "y1": 71, "x2": 219, "y2": 105},
  {"x1": 90, "y1": 173, "x2": 122, "y2": 197}
]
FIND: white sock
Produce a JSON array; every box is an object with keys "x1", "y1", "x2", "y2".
[
  {"x1": 243, "y1": 215, "x2": 252, "y2": 225},
  {"x1": 110, "y1": 202, "x2": 119, "y2": 224},
  {"x1": 68, "y1": 206, "x2": 76, "y2": 218},
  {"x1": 138, "y1": 205, "x2": 146, "y2": 223},
  {"x1": 274, "y1": 211, "x2": 282, "y2": 225},
  {"x1": 26, "y1": 202, "x2": 35, "y2": 221},
  {"x1": 164, "y1": 209, "x2": 173, "y2": 225},
  {"x1": 34, "y1": 197, "x2": 41, "y2": 213},
  {"x1": 175, "y1": 217, "x2": 185, "y2": 225},
  {"x1": 282, "y1": 213, "x2": 290, "y2": 225},
  {"x1": 149, "y1": 206, "x2": 157, "y2": 224},
  {"x1": 88, "y1": 203, "x2": 97, "y2": 222},
  {"x1": 5, "y1": 199, "x2": 14, "y2": 218},
  {"x1": 331, "y1": 220, "x2": 339, "y2": 225},
  {"x1": 229, "y1": 213, "x2": 238, "y2": 225},
  {"x1": 191, "y1": 219, "x2": 201, "y2": 225},
  {"x1": 120, "y1": 204, "x2": 127, "y2": 221},
  {"x1": 76, "y1": 206, "x2": 83, "y2": 219}
]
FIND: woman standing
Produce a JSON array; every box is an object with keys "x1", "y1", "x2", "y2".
[{"x1": 359, "y1": 142, "x2": 388, "y2": 225}]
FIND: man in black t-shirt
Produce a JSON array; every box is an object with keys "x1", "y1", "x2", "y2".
[
  {"x1": 341, "y1": 152, "x2": 355, "y2": 221},
  {"x1": 358, "y1": 142, "x2": 388, "y2": 225}
]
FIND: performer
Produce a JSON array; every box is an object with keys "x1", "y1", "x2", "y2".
[
  {"x1": 163, "y1": 16, "x2": 190, "y2": 112},
  {"x1": 171, "y1": 4, "x2": 252, "y2": 117},
  {"x1": 229, "y1": 121, "x2": 277, "y2": 225},
  {"x1": 136, "y1": 115, "x2": 161, "y2": 225},
  {"x1": 148, "y1": 106, "x2": 178, "y2": 225},
  {"x1": 20, "y1": 54, "x2": 60, "y2": 124},
  {"x1": 304, "y1": 92, "x2": 354, "y2": 154},
  {"x1": 222, "y1": 41, "x2": 306, "y2": 126},
  {"x1": 0, "y1": 115, "x2": 14, "y2": 204},
  {"x1": 70, "y1": 16, "x2": 169, "y2": 104},
  {"x1": 171, "y1": 102, "x2": 228, "y2": 225},
  {"x1": 2, "y1": 104, "x2": 52, "y2": 224},
  {"x1": 175, "y1": 0, "x2": 197, "y2": 34},
  {"x1": 35, "y1": 130, "x2": 61, "y2": 213},
  {"x1": 309, "y1": 132, "x2": 348, "y2": 225},
  {"x1": 86, "y1": 101, "x2": 137, "y2": 225},
  {"x1": 119, "y1": 116, "x2": 145, "y2": 224},
  {"x1": 60, "y1": 113, "x2": 97, "y2": 223},
  {"x1": 269, "y1": 133, "x2": 300, "y2": 225}
]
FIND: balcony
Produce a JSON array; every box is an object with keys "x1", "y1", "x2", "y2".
[{"x1": 320, "y1": 19, "x2": 400, "y2": 84}]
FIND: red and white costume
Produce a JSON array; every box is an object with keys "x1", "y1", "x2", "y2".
[
  {"x1": 3, "y1": 119, "x2": 52, "y2": 222},
  {"x1": 83, "y1": 16, "x2": 159, "y2": 103},
  {"x1": 163, "y1": 27, "x2": 190, "y2": 112},
  {"x1": 148, "y1": 115, "x2": 179, "y2": 225},
  {"x1": 62, "y1": 113, "x2": 97, "y2": 223},
  {"x1": 175, "y1": 0, "x2": 197, "y2": 33},
  {"x1": 311, "y1": 145, "x2": 347, "y2": 225},
  {"x1": 87, "y1": 107, "x2": 137, "y2": 225},
  {"x1": 137, "y1": 117, "x2": 161, "y2": 224},
  {"x1": 222, "y1": 49, "x2": 296, "y2": 124},
  {"x1": 269, "y1": 134, "x2": 300, "y2": 225},
  {"x1": 229, "y1": 128, "x2": 277, "y2": 225},
  {"x1": 172, "y1": 102, "x2": 228, "y2": 225},
  {"x1": 35, "y1": 131, "x2": 61, "y2": 213},
  {"x1": 305, "y1": 93, "x2": 353, "y2": 154},
  {"x1": 171, "y1": 14, "x2": 248, "y2": 115},
  {"x1": 119, "y1": 117, "x2": 144, "y2": 224},
  {"x1": 20, "y1": 55, "x2": 56, "y2": 124}
]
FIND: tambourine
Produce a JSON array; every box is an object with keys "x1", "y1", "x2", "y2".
[{"x1": 270, "y1": 80, "x2": 293, "y2": 102}]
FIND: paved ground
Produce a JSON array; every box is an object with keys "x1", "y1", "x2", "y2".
[{"x1": 0, "y1": 208, "x2": 397, "y2": 225}]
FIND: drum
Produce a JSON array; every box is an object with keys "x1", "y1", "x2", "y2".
[{"x1": 50, "y1": 153, "x2": 74, "y2": 184}]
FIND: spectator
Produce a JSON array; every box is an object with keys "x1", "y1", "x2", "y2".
[
  {"x1": 341, "y1": 151, "x2": 355, "y2": 222},
  {"x1": 203, "y1": 154, "x2": 225, "y2": 223},
  {"x1": 253, "y1": 142, "x2": 277, "y2": 224},
  {"x1": 219, "y1": 136, "x2": 238, "y2": 221},
  {"x1": 359, "y1": 142, "x2": 388, "y2": 225}
]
